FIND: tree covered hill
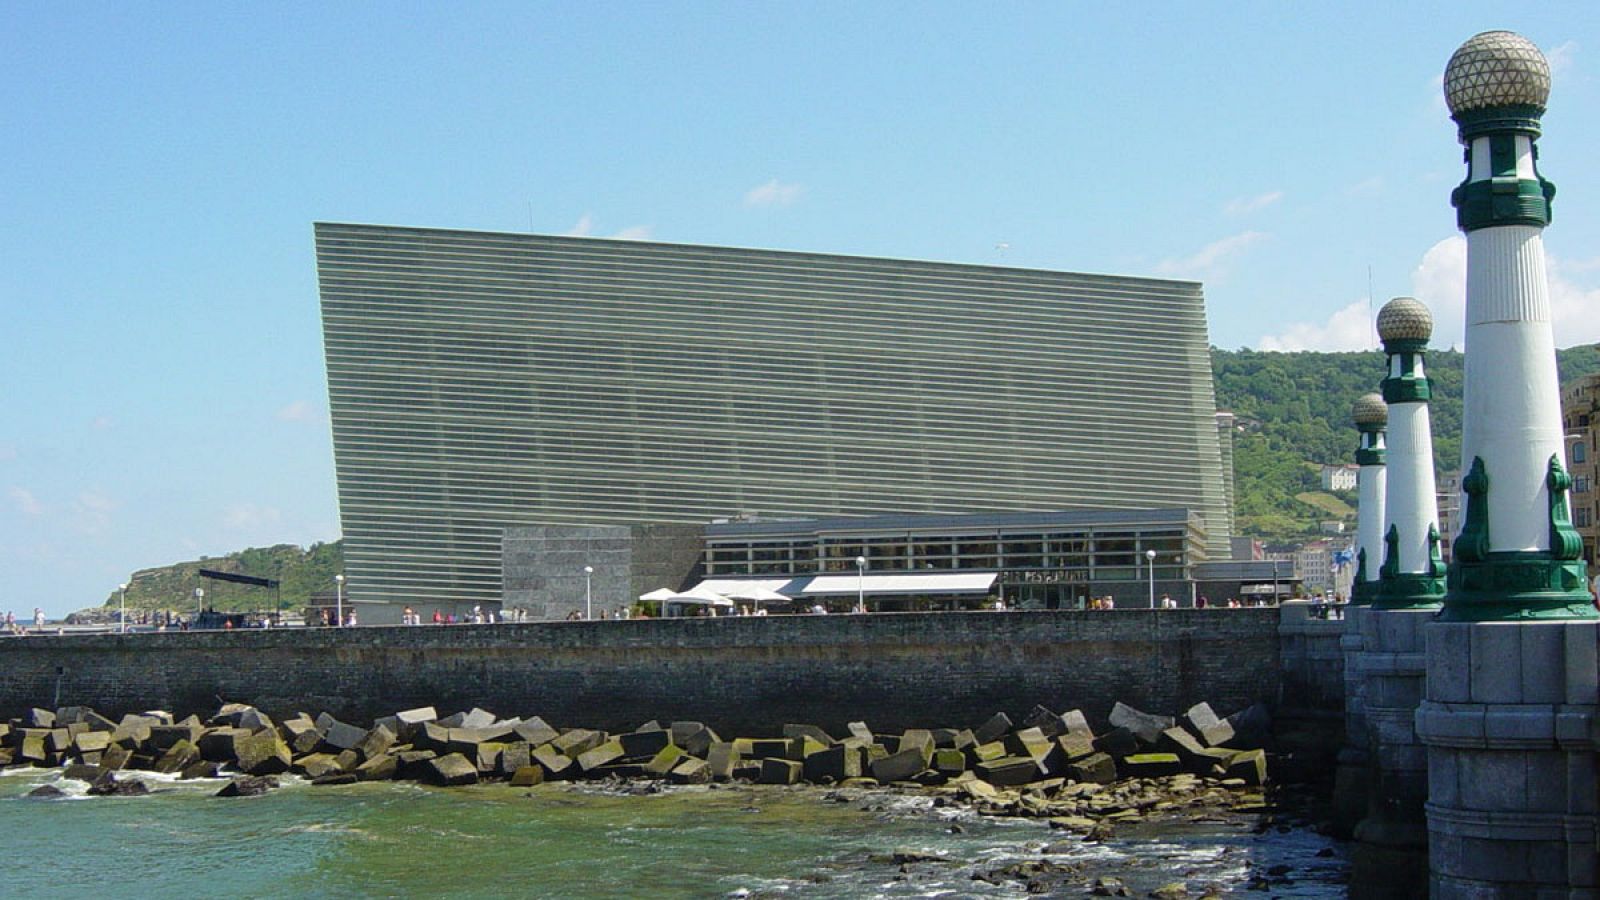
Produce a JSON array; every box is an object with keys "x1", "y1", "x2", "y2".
[
  {"x1": 99, "y1": 541, "x2": 343, "y2": 615},
  {"x1": 1213, "y1": 344, "x2": 1600, "y2": 540}
]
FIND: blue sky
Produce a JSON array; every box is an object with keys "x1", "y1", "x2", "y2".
[{"x1": 4, "y1": 3, "x2": 1598, "y2": 617}]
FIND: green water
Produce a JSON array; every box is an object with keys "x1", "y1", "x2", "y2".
[{"x1": 1, "y1": 769, "x2": 1347, "y2": 898}]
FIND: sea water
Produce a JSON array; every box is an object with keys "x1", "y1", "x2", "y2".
[{"x1": 0, "y1": 768, "x2": 1346, "y2": 898}]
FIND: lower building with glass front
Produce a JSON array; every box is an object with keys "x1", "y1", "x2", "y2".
[{"x1": 697, "y1": 508, "x2": 1205, "y2": 610}]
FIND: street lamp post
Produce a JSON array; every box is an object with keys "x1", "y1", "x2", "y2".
[
  {"x1": 583, "y1": 566, "x2": 593, "y2": 620},
  {"x1": 118, "y1": 583, "x2": 128, "y2": 634},
  {"x1": 855, "y1": 555, "x2": 867, "y2": 613},
  {"x1": 1145, "y1": 549, "x2": 1157, "y2": 609},
  {"x1": 334, "y1": 574, "x2": 344, "y2": 627}
]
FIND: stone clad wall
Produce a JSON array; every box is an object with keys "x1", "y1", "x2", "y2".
[
  {"x1": 0, "y1": 610, "x2": 1288, "y2": 733},
  {"x1": 1276, "y1": 603, "x2": 1348, "y2": 716}
]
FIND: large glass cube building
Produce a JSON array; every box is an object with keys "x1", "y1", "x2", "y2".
[{"x1": 315, "y1": 223, "x2": 1232, "y2": 614}]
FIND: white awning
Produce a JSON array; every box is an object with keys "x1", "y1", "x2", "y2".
[
  {"x1": 800, "y1": 572, "x2": 998, "y2": 596},
  {"x1": 694, "y1": 578, "x2": 802, "y2": 599}
]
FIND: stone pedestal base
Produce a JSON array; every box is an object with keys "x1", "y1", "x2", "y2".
[
  {"x1": 1335, "y1": 605, "x2": 1372, "y2": 837},
  {"x1": 1349, "y1": 823, "x2": 1430, "y2": 900},
  {"x1": 1417, "y1": 620, "x2": 1599, "y2": 898},
  {"x1": 1357, "y1": 607, "x2": 1433, "y2": 832}
]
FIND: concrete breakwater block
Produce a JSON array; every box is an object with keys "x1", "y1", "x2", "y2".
[
  {"x1": 423, "y1": 753, "x2": 478, "y2": 786},
  {"x1": 0, "y1": 698, "x2": 1273, "y2": 809},
  {"x1": 1108, "y1": 702, "x2": 1174, "y2": 746}
]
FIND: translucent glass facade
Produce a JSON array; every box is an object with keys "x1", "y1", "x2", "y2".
[{"x1": 315, "y1": 223, "x2": 1231, "y2": 608}]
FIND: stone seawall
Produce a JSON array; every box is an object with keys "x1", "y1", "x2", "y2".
[{"x1": 0, "y1": 610, "x2": 1291, "y2": 732}]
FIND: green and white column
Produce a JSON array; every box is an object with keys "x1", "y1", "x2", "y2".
[
  {"x1": 1351, "y1": 393, "x2": 1389, "y2": 606},
  {"x1": 1350, "y1": 301, "x2": 1442, "y2": 893},
  {"x1": 1414, "y1": 31, "x2": 1600, "y2": 899},
  {"x1": 1335, "y1": 393, "x2": 1388, "y2": 835}
]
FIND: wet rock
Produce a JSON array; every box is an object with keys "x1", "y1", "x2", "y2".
[
  {"x1": 89, "y1": 773, "x2": 151, "y2": 796},
  {"x1": 1122, "y1": 753, "x2": 1183, "y2": 778},
  {"x1": 975, "y1": 755, "x2": 1045, "y2": 787},
  {"x1": 216, "y1": 775, "x2": 278, "y2": 797},
  {"x1": 153, "y1": 739, "x2": 201, "y2": 774},
  {"x1": 234, "y1": 732, "x2": 292, "y2": 776},
  {"x1": 179, "y1": 760, "x2": 221, "y2": 780},
  {"x1": 26, "y1": 784, "x2": 68, "y2": 799},
  {"x1": 311, "y1": 773, "x2": 359, "y2": 786},
  {"x1": 60, "y1": 763, "x2": 107, "y2": 783},
  {"x1": 1150, "y1": 882, "x2": 1190, "y2": 899},
  {"x1": 320, "y1": 718, "x2": 369, "y2": 753},
  {"x1": 148, "y1": 723, "x2": 202, "y2": 753},
  {"x1": 1049, "y1": 815, "x2": 1099, "y2": 832},
  {"x1": 295, "y1": 753, "x2": 346, "y2": 779},
  {"x1": 1090, "y1": 876, "x2": 1132, "y2": 896}
]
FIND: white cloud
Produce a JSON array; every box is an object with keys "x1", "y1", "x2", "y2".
[
  {"x1": 564, "y1": 214, "x2": 595, "y2": 237},
  {"x1": 1257, "y1": 300, "x2": 1376, "y2": 352},
  {"x1": 90, "y1": 416, "x2": 113, "y2": 431},
  {"x1": 1548, "y1": 256, "x2": 1600, "y2": 346},
  {"x1": 1344, "y1": 176, "x2": 1385, "y2": 197},
  {"x1": 1547, "y1": 40, "x2": 1577, "y2": 75},
  {"x1": 9, "y1": 486, "x2": 42, "y2": 516},
  {"x1": 611, "y1": 225, "x2": 653, "y2": 240},
  {"x1": 276, "y1": 401, "x2": 316, "y2": 422},
  {"x1": 1409, "y1": 236, "x2": 1468, "y2": 349},
  {"x1": 1405, "y1": 235, "x2": 1600, "y2": 350},
  {"x1": 224, "y1": 503, "x2": 283, "y2": 531},
  {"x1": 743, "y1": 179, "x2": 804, "y2": 208},
  {"x1": 73, "y1": 491, "x2": 115, "y2": 534},
  {"x1": 1223, "y1": 191, "x2": 1283, "y2": 216},
  {"x1": 1156, "y1": 231, "x2": 1267, "y2": 280}
]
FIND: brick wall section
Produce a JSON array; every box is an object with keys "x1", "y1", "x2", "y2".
[{"x1": 0, "y1": 609, "x2": 1300, "y2": 734}]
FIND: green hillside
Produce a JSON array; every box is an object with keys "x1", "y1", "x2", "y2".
[
  {"x1": 103, "y1": 541, "x2": 343, "y2": 614},
  {"x1": 1214, "y1": 344, "x2": 1600, "y2": 541}
]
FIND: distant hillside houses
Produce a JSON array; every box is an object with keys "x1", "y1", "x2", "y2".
[{"x1": 1320, "y1": 464, "x2": 1358, "y2": 492}]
